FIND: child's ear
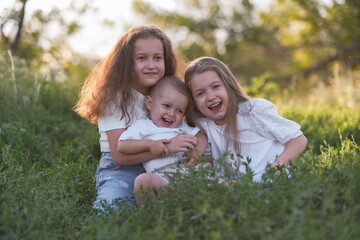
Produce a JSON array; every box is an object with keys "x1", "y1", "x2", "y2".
[{"x1": 145, "y1": 95, "x2": 152, "y2": 111}]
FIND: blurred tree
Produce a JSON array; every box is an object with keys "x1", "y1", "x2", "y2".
[
  {"x1": 132, "y1": 0, "x2": 271, "y2": 84},
  {"x1": 0, "y1": 0, "x2": 27, "y2": 55},
  {"x1": 263, "y1": 0, "x2": 360, "y2": 83},
  {"x1": 0, "y1": 0, "x2": 95, "y2": 79},
  {"x1": 132, "y1": 0, "x2": 360, "y2": 86}
]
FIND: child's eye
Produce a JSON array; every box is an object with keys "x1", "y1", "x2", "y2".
[
  {"x1": 136, "y1": 56, "x2": 145, "y2": 60},
  {"x1": 155, "y1": 55, "x2": 163, "y2": 60},
  {"x1": 213, "y1": 84, "x2": 220, "y2": 89},
  {"x1": 196, "y1": 92, "x2": 204, "y2": 97},
  {"x1": 163, "y1": 104, "x2": 170, "y2": 108},
  {"x1": 177, "y1": 109, "x2": 184, "y2": 114}
]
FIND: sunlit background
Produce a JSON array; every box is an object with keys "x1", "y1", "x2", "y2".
[
  {"x1": 1, "y1": 0, "x2": 359, "y2": 105},
  {"x1": 1, "y1": 0, "x2": 273, "y2": 57},
  {"x1": 1, "y1": 0, "x2": 180, "y2": 57},
  {"x1": 1, "y1": 1, "x2": 360, "y2": 238}
]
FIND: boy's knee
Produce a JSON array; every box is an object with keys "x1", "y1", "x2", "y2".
[
  {"x1": 135, "y1": 173, "x2": 167, "y2": 194},
  {"x1": 134, "y1": 173, "x2": 152, "y2": 193}
]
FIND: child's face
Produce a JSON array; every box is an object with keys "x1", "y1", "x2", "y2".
[
  {"x1": 189, "y1": 70, "x2": 230, "y2": 125},
  {"x1": 145, "y1": 86, "x2": 188, "y2": 128},
  {"x1": 133, "y1": 37, "x2": 165, "y2": 95}
]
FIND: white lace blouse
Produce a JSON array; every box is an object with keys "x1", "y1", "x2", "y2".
[{"x1": 198, "y1": 98, "x2": 303, "y2": 182}]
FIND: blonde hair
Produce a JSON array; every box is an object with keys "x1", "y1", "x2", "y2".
[
  {"x1": 149, "y1": 76, "x2": 188, "y2": 99},
  {"x1": 74, "y1": 25, "x2": 185, "y2": 123},
  {"x1": 184, "y1": 57, "x2": 249, "y2": 153}
]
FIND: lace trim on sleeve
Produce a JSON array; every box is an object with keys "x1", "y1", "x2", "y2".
[{"x1": 248, "y1": 99, "x2": 302, "y2": 144}]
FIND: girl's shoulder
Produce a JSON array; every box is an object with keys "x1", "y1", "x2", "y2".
[
  {"x1": 178, "y1": 120, "x2": 200, "y2": 135},
  {"x1": 108, "y1": 89, "x2": 144, "y2": 108},
  {"x1": 238, "y1": 98, "x2": 276, "y2": 115},
  {"x1": 195, "y1": 117, "x2": 211, "y2": 130},
  {"x1": 196, "y1": 117, "x2": 224, "y2": 135}
]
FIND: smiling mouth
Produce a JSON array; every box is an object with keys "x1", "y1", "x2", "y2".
[
  {"x1": 208, "y1": 102, "x2": 222, "y2": 111},
  {"x1": 161, "y1": 117, "x2": 173, "y2": 125}
]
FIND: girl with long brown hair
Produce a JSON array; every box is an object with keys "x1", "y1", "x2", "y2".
[{"x1": 74, "y1": 25, "x2": 197, "y2": 212}]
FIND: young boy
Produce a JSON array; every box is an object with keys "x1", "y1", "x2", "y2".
[{"x1": 117, "y1": 76, "x2": 207, "y2": 203}]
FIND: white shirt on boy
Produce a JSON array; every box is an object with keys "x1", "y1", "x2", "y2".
[{"x1": 119, "y1": 118, "x2": 199, "y2": 173}]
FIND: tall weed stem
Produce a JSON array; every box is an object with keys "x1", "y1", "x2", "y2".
[{"x1": 7, "y1": 50, "x2": 18, "y2": 101}]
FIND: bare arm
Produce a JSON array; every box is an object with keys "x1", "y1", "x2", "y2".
[
  {"x1": 107, "y1": 129, "x2": 158, "y2": 166},
  {"x1": 187, "y1": 131, "x2": 208, "y2": 165},
  {"x1": 271, "y1": 134, "x2": 308, "y2": 168},
  {"x1": 117, "y1": 139, "x2": 170, "y2": 158},
  {"x1": 165, "y1": 134, "x2": 198, "y2": 153},
  {"x1": 108, "y1": 129, "x2": 199, "y2": 166},
  {"x1": 190, "y1": 131, "x2": 207, "y2": 157}
]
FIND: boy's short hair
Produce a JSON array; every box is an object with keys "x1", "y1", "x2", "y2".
[{"x1": 149, "y1": 76, "x2": 188, "y2": 98}]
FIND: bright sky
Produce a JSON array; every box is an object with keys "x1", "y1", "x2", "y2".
[
  {"x1": 63, "y1": 0, "x2": 178, "y2": 57},
  {"x1": 0, "y1": 0, "x2": 177, "y2": 57},
  {"x1": 1, "y1": 0, "x2": 274, "y2": 58}
]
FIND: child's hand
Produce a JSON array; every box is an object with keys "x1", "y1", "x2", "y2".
[
  {"x1": 149, "y1": 139, "x2": 170, "y2": 158},
  {"x1": 271, "y1": 158, "x2": 282, "y2": 177},
  {"x1": 183, "y1": 151, "x2": 213, "y2": 167},
  {"x1": 166, "y1": 134, "x2": 198, "y2": 153},
  {"x1": 182, "y1": 148, "x2": 201, "y2": 166},
  {"x1": 182, "y1": 155, "x2": 197, "y2": 166}
]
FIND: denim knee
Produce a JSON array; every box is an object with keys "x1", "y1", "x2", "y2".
[{"x1": 93, "y1": 153, "x2": 144, "y2": 212}]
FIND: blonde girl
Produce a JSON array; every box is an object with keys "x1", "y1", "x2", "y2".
[
  {"x1": 184, "y1": 57, "x2": 307, "y2": 182},
  {"x1": 74, "y1": 25, "x2": 198, "y2": 211}
]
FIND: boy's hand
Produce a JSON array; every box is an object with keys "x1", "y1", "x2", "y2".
[
  {"x1": 149, "y1": 139, "x2": 170, "y2": 158},
  {"x1": 184, "y1": 156, "x2": 198, "y2": 166},
  {"x1": 182, "y1": 149, "x2": 201, "y2": 166},
  {"x1": 165, "y1": 134, "x2": 198, "y2": 153}
]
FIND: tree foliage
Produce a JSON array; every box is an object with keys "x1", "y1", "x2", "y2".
[
  {"x1": 132, "y1": 0, "x2": 360, "y2": 86},
  {"x1": 0, "y1": 0, "x2": 27, "y2": 55},
  {"x1": 0, "y1": 0, "x2": 95, "y2": 81}
]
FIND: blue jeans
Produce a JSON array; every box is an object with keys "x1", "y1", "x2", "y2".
[{"x1": 93, "y1": 152, "x2": 145, "y2": 212}]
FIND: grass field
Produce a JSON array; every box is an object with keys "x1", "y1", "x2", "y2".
[{"x1": 1, "y1": 54, "x2": 359, "y2": 239}]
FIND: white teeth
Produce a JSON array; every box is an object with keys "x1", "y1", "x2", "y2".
[
  {"x1": 162, "y1": 118, "x2": 172, "y2": 123},
  {"x1": 209, "y1": 102, "x2": 220, "y2": 109}
]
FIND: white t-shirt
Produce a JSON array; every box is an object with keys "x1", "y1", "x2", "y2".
[
  {"x1": 98, "y1": 90, "x2": 148, "y2": 153},
  {"x1": 119, "y1": 118, "x2": 199, "y2": 173},
  {"x1": 198, "y1": 98, "x2": 303, "y2": 182}
]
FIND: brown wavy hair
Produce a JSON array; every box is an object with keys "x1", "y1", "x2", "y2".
[
  {"x1": 74, "y1": 25, "x2": 185, "y2": 124},
  {"x1": 184, "y1": 57, "x2": 249, "y2": 153}
]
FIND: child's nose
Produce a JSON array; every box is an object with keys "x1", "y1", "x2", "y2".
[
  {"x1": 207, "y1": 91, "x2": 216, "y2": 101},
  {"x1": 147, "y1": 59, "x2": 155, "y2": 68},
  {"x1": 168, "y1": 109, "x2": 175, "y2": 116}
]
